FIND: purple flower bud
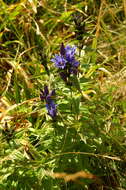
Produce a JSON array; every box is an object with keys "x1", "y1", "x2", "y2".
[
  {"x1": 40, "y1": 85, "x2": 49, "y2": 100},
  {"x1": 40, "y1": 86, "x2": 57, "y2": 119},
  {"x1": 44, "y1": 85, "x2": 49, "y2": 96},
  {"x1": 60, "y1": 43, "x2": 66, "y2": 56}
]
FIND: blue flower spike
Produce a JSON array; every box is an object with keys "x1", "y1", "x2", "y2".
[{"x1": 40, "y1": 85, "x2": 57, "y2": 119}]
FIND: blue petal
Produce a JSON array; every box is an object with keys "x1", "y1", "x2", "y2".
[
  {"x1": 51, "y1": 55, "x2": 67, "y2": 69},
  {"x1": 65, "y1": 45, "x2": 76, "y2": 62},
  {"x1": 46, "y1": 102, "x2": 57, "y2": 118},
  {"x1": 44, "y1": 85, "x2": 49, "y2": 96}
]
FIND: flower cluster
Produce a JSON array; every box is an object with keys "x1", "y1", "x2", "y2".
[
  {"x1": 40, "y1": 44, "x2": 79, "y2": 119},
  {"x1": 40, "y1": 85, "x2": 57, "y2": 119},
  {"x1": 51, "y1": 43, "x2": 79, "y2": 83}
]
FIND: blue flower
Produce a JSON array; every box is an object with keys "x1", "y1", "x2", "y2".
[
  {"x1": 40, "y1": 85, "x2": 49, "y2": 100},
  {"x1": 51, "y1": 43, "x2": 80, "y2": 84},
  {"x1": 51, "y1": 44, "x2": 78, "y2": 69},
  {"x1": 51, "y1": 55, "x2": 67, "y2": 69},
  {"x1": 65, "y1": 45, "x2": 76, "y2": 63},
  {"x1": 40, "y1": 86, "x2": 57, "y2": 118},
  {"x1": 46, "y1": 102, "x2": 57, "y2": 118}
]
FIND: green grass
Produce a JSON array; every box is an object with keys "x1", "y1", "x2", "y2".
[{"x1": 0, "y1": 0, "x2": 126, "y2": 189}]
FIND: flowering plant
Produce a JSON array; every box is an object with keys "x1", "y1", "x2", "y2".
[{"x1": 51, "y1": 43, "x2": 79, "y2": 83}]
